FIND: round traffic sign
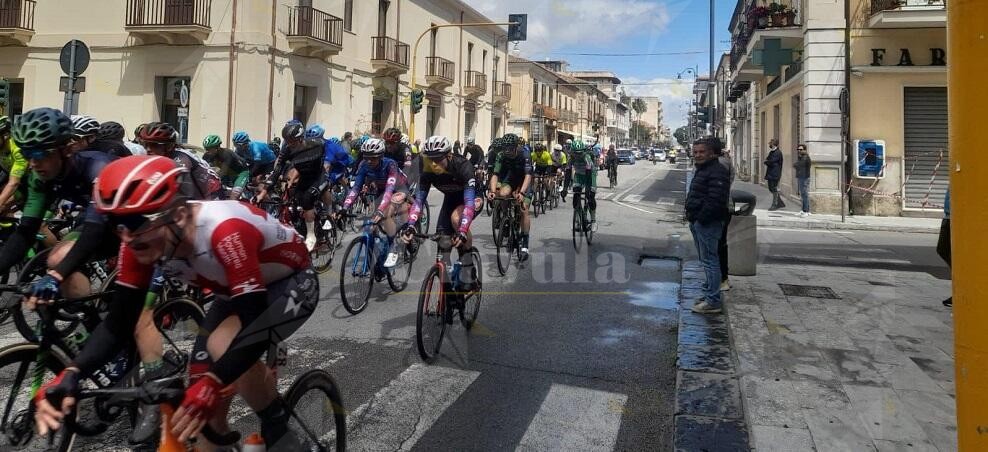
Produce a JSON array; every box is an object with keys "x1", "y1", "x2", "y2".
[
  {"x1": 59, "y1": 40, "x2": 91, "y2": 76},
  {"x1": 180, "y1": 83, "x2": 189, "y2": 108}
]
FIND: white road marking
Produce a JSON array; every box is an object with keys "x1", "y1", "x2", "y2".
[
  {"x1": 613, "y1": 200, "x2": 656, "y2": 215},
  {"x1": 516, "y1": 384, "x2": 627, "y2": 452},
  {"x1": 624, "y1": 194, "x2": 644, "y2": 203},
  {"x1": 346, "y1": 363, "x2": 481, "y2": 451},
  {"x1": 760, "y1": 227, "x2": 855, "y2": 234},
  {"x1": 598, "y1": 192, "x2": 614, "y2": 200}
]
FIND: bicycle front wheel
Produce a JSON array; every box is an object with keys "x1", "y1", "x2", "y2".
[
  {"x1": 0, "y1": 343, "x2": 74, "y2": 452},
  {"x1": 460, "y1": 248, "x2": 483, "y2": 330},
  {"x1": 339, "y1": 237, "x2": 374, "y2": 315},
  {"x1": 153, "y1": 297, "x2": 205, "y2": 353},
  {"x1": 572, "y1": 196, "x2": 584, "y2": 251},
  {"x1": 416, "y1": 265, "x2": 447, "y2": 362},
  {"x1": 284, "y1": 369, "x2": 346, "y2": 451},
  {"x1": 387, "y1": 242, "x2": 414, "y2": 293},
  {"x1": 584, "y1": 205, "x2": 595, "y2": 246},
  {"x1": 495, "y1": 217, "x2": 514, "y2": 276}
]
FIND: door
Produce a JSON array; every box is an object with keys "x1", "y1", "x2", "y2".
[
  {"x1": 903, "y1": 87, "x2": 949, "y2": 209},
  {"x1": 377, "y1": 0, "x2": 389, "y2": 36},
  {"x1": 427, "y1": 105, "x2": 439, "y2": 137},
  {"x1": 372, "y1": 99, "x2": 384, "y2": 134},
  {"x1": 159, "y1": 77, "x2": 191, "y2": 144},
  {"x1": 296, "y1": 0, "x2": 313, "y2": 36},
  {"x1": 164, "y1": 0, "x2": 194, "y2": 25},
  {"x1": 0, "y1": 0, "x2": 22, "y2": 28},
  {"x1": 293, "y1": 84, "x2": 313, "y2": 125},
  {"x1": 791, "y1": 94, "x2": 801, "y2": 188}
]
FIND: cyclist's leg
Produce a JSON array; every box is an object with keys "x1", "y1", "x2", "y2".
[
  {"x1": 588, "y1": 171, "x2": 598, "y2": 223},
  {"x1": 299, "y1": 177, "x2": 323, "y2": 249},
  {"x1": 45, "y1": 228, "x2": 119, "y2": 298}
]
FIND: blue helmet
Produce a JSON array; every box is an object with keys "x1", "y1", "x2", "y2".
[
  {"x1": 305, "y1": 124, "x2": 325, "y2": 139},
  {"x1": 352, "y1": 134, "x2": 370, "y2": 150},
  {"x1": 328, "y1": 136, "x2": 340, "y2": 144},
  {"x1": 232, "y1": 131, "x2": 250, "y2": 145}
]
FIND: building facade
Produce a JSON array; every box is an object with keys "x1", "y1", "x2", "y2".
[
  {"x1": 725, "y1": 0, "x2": 945, "y2": 216},
  {"x1": 0, "y1": 0, "x2": 511, "y2": 147}
]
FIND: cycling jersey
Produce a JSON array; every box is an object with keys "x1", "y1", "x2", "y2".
[
  {"x1": 493, "y1": 148, "x2": 533, "y2": 189},
  {"x1": 173, "y1": 148, "x2": 224, "y2": 200},
  {"x1": 552, "y1": 151, "x2": 568, "y2": 167},
  {"x1": 275, "y1": 138, "x2": 324, "y2": 183},
  {"x1": 531, "y1": 150, "x2": 553, "y2": 168},
  {"x1": 571, "y1": 149, "x2": 596, "y2": 172},
  {"x1": 125, "y1": 141, "x2": 147, "y2": 156},
  {"x1": 463, "y1": 144, "x2": 484, "y2": 167},
  {"x1": 409, "y1": 154, "x2": 476, "y2": 234},
  {"x1": 203, "y1": 147, "x2": 250, "y2": 189},
  {"x1": 384, "y1": 142, "x2": 412, "y2": 167},
  {"x1": 91, "y1": 138, "x2": 132, "y2": 158},
  {"x1": 0, "y1": 138, "x2": 27, "y2": 179},
  {"x1": 245, "y1": 140, "x2": 276, "y2": 165},
  {"x1": 343, "y1": 157, "x2": 409, "y2": 214},
  {"x1": 322, "y1": 140, "x2": 353, "y2": 183}
]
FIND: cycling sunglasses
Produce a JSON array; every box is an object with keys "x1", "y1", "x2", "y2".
[
  {"x1": 110, "y1": 209, "x2": 174, "y2": 235},
  {"x1": 22, "y1": 148, "x2": 57, "y2": 160}
]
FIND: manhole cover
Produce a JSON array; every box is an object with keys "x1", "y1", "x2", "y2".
[
  {"x1": 639, "y1": 256, "x2": 681, "y2": 271},
  {"x1": 778, "y1": 284, "x2": 840, "y2": 299}
]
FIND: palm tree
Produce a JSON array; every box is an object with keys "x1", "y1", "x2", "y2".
[{"x1": 632, "y1": 98, "x2": 647, "y2": 147}]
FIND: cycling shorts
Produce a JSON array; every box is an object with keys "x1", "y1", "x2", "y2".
[
  {"x1": 435, "y1": 192, "x2": 465, "y2": 235},
  {"x1": 496, "y1": 182, "x2": 532, "y2": 206}
]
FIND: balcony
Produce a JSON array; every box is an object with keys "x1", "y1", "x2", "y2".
[
  {"x1": 285, "y1": 6, "x2": 343, "y2": 58},
  {"x1": 371, "y1": 36, "x2": 409, "y2": 75},
  {"x1": 729, "y1": 0, "x2": 802, "y2": 81},
  {"x1": 493, "y1": 81, "x2": 511, "y2": 104},
  {"x1": 869, "y1": 0, "x2": 945, "y2": 28},
  {"x1": 0, "y1": 0, "x2": 34, "y2": 46},
  {"x1": 463, "y1": 71, "x2": 486, "y2": 97},
  {"x1": 125, "y1": 0, "x2": 212, "y2": 45},
  {"x1": 425, "y1": 56, "x2": 454, "y2": 88}
]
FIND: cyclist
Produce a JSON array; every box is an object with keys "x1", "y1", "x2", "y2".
[
  {"x1": 570, "y1": 140, "x2": 598, "y2": 230},
  {"x1": 93, "y1": 121, "x2": 144, "y2": 157},
  {"x1": 486, "y1": 138, "x2": 501, "y2": 169},
  {"x1": 0, "y1": 116, "x2": 27, "y2": 214},
  {"x1": 139, "y1": 122, "x2": 223, "y2": 200},
  {"x1": 605, "y1": 144, "x2": 619, "y2": 185},
  {"x1": 257, "y1": 121, "x2": 327, "y2": 251},
  {"x1": 202, "y1": 134, "x2": 250, "y2": 199},
  {"x1": 531, "y1": 143, "x2": 554, "y2": 202},
  {"x1": 463, "y1": 136, "x2": 484, "y2": 167},
  {"x1": 486, "y1": 133, "x2": 533, "y2": 261},
  {"x1": 340, "y1": 138, "x2": 411, "y2": 267},
  {"x1": 551, "y1": 143, "x2": 569, "y2": 202},
  {"x1": 382, "y1": 127, "x2": 412, "y2": 168},
  {"x1": 232, "y1": 130, "x2": 277, "y2": 183},
  {"x1": 68, "y1": 115, "x2": 101, "y2": 155},
  {"x1": 35, "y1": 155, "x2": 318, "y2": 450}
]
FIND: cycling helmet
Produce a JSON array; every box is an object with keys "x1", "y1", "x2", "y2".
[
  {"x1": 94, "y1": 155, "x2": 187, "y2": 216},
  {"x1": 466, "y1": 137, "x2": 475, "y2": 145},
  {"x1": 400, "y1": 134, "x2": 410, "y2": 146},
  {"x1": 382, "y1": 127, "x2": 402, "y2": 143},
  {"x1": 534, "y1": 143, "x2": 546, "y2": 152},
  {"x1": 98, "y1": 121, "x2": 126, "y2": 141},
  {"x1": 305, "y1": 124, "x2": 325, "y2": 139},
  {"x1": 593, "y1": 144, "x2": 602, "y2": 152},
  {"x1": 11, "y1": 108, "x2": 74, "y2": 154},
  {"x1": 570, "y1": 140, "x2": 586, "y2": 151},
  {"x1": 134, "y1": 124, "x2": 147, "y2": 139},
  {"x1": 553, "y1": 144, "x2": 563, "y2": 151},
  {"x1": 422, "y1": 136, "x2": 452, "y2": 158},
  {"x1": 202, "y1": 134, "x2": 223, "y2": 149},
  {"x1": 0, "y1": 116, "x2": 10, "y2": 135},
  {"x1": 352, "y1": 134, "x2": 370, "y2": 150},
  {"x1": 139, "y1": 122, "x2": 178, "y2": 144},
  {"x1": 282, "y1": 121, "x2": 304, "y2": 140},
  {"x1": 328, "y1": 136, "x2": 341, "y2": 144},
  {"x1": 232, "y1": 131, "x2": 250, "y2": 145},
  {"x1": 502, "y1": 133, "x2": 519, "y2": 147},
  {"x1": 70, "y1": 115, "x2": 100, "y2": 137},
  {"x1": 361, "y1": 138, "x2": 386, "y2": 157}
]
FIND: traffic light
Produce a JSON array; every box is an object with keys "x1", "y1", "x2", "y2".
[
  {"x1": 696, "y1": 106, "x2": 710, "y2": 124},
  {"x1": 508, "y1": 14, "x2": 528, "y2": 41},
  {"x1": 410, "y1": 89, "x2": 424, "y2": 114},
  {"x1": 0, "y1": 79, "x2": 8, "y2": 108}
]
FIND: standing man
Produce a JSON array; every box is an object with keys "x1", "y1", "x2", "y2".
[
  {"x1": 764, "y1": 138, "x2": 785, "y2": 210},
  {"x1": 686, "y1": 137, "x2": 731, "y2": 314},
  {"x1": 794, "y1": 144, "x2": 812, "y2": 217},
  {"x1": 717, "y1": 148, "x2": 736, "y2": 292}
]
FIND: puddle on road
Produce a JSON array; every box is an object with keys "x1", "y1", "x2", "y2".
[
  {"x1": 639, "y1": 257, "x2": 682, "y2": 271},
  {"x1": 597, "y1": 328, "x2": 640, "y2": 345},
  {"x1": 627, "y1": 282, "x2": 681, "y2": 310}
]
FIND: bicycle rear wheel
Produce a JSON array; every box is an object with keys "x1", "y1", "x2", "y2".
[
  {"x1": 339, "y1": 237, "x2": 374, "y2": 315},
  {"x1": 584, "y1": 205, "x2": 595, "y2": 246},
  {"x1": 311, "y1": 214, "x2": 339, "y2": 275},
  {"x1": 284, "y1": 369, "x2": 346, "y2": 451},
  {"x1": 459, "y1": 248, "x2": 483, "y2": 330},
  {"x1": 386, "y1": 242, "x2": 414, "y2": 293},
  {"x1": 416, "y1": 265, "x2": 447, "y2": 362},
  {"x1": 495, "y1": 217, "x2": 514, "y2": 276},
  {"x1": 572, "y1": 203, "x2": 584, "y2": 251},
  {"x1": 0, "y1": 343, "x2": 74, "y2": 452}
]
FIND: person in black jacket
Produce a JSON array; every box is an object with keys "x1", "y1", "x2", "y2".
[
  {"x1": 794, "y1": 144, "x2": 811, "y2": 216},
  {"x1": 764, "y1": 139, "x2": 785, "y2": 210},
  {"x1": 686, "y1": 136, "x2": 731, "y2": 314}
]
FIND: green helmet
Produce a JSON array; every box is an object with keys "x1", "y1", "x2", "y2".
[
  {"x1": 12, "y1": 108, "x2": 74, "y2": 155},
  {"x1": 203, "y1": 134, "x2": 222, "y2": 149},
  {"x1": 570, "y1": 140, "x2": 586, "y2": 152}
]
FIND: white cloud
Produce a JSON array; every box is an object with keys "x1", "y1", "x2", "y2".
[
  {"x1": 464, "y1": 0, "x2": 672, "y2": 57},
  {"x1": 621, "y1": 76, "x2": 694, "y2": 129}
]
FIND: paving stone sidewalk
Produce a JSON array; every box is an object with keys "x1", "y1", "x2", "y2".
[{"x1": 726, "y1": 264, "x2": 956, "y2": 451}]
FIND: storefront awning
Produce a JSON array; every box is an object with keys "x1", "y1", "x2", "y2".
[{"x1": 557, "y1": 129, "x2": 577, "y2": 138}]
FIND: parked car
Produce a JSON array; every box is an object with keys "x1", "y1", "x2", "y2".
[
  {"x1": 652, "y1": 149, "x2": 667, "y2": 162},
  {"x1": 617, "y1": 149, "x2": 636, "y2": 165}
]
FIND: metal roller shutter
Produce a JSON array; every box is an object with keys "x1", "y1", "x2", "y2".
[{"x1": 903, "y1": 87, "x2": 948, "y2": 210}]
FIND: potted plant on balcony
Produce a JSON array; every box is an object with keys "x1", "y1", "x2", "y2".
[
  {"x1": 768, "y1": 2, "x2": 793, "y2": 27},
  {"x1": 748, "y1": 6, "x2": 771, "y2": 28}
]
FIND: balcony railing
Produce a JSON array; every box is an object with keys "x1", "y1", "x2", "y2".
[
  {"x1": 371, "y1": 36, "x2": 409, "y2": 68},
  {"x1": 729, "y1": 0, "x2": 801, "y2": 71},
  {"x1": 784, "y1": 59, "x2": 803, "y2": 81},
  {"x1": 464, "y1": 70, "x2": 487, "y2": 93},
  {"x1": 286, "y1": 6, "x2": 342, "y2": 47},
  {"x1": 126, "y1": 0, "x2": 211, "y2": 28},
  {"x1": 494, "y1": 81, "x2": 511, "y2": 100},
  {"x1": 0, "y1": 0, "x2": 35, "y2": 31},
  {"x1": 872, "y1": 0, "x2": 945, "y2": 14},
  {"x1": 766, "y1": 76, "x2": 782, "y2": 95},
  {"x1": 426, "y1": 56, "x2": 455, "y2": 83}
]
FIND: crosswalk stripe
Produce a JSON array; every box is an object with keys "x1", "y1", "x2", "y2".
[
  {"x1": 516, "y1": 384, "x2": 627, "y2": 452},
  {"x1": 598, "y1": 193, "x2": 614, "y2": 200},
  {"x1": 624, "y1": 194, "x2": 643, "y2": 203},
  {"x1": 346, "y1": 363, "x2": 480, "y2": 451}
]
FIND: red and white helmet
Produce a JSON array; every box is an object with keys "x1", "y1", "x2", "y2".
[{"x1": 94, "y1": 155, "x2": 187, "y2": 215}]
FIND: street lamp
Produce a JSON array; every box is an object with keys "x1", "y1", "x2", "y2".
[{"x1": 677, "y1": 66, "x2": 701, "y2": 143}]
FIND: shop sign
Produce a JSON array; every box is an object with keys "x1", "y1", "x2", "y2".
[{"x1": 871, "y1": 48, "x2": 946, "y2": 67}]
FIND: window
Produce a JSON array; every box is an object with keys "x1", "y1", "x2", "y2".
[
  {"x1": 482, "y1": 50, "x2": 487, "y2": 73},
  {"x1": 430, "y1": 25, "x2": 437, "y2": 57},
  {"x1": 467, "y1": 43, "x2": 474, "y2": 71},
  {"x1": 344, "y1": 0, "x2": 353, "y2": 31},
  {"x1": 772, "y1": 104, "x2": 781, "y2": 150},
  {"x1": 372, "y1": 99, "x2": 385, "y2": 134},
  {"x1": 293, "y1": 84, "x2": 314, "y2": 125},
  {"x1": 465, "y1": 110, "x2": 476, "y2": 138},
  {"x1": 378, "y1": 0, "x2": 388, "y2": 36},
  {"x1": 493, "y1": 56, "x2": 499, "y2": 83},
  {"x1": 158, "y1": 76, "x2": 191, "y2": 144},
  {"x1": 5, "y1": 79, "x2": 23, "y2": 117},
  {"x1": 427, "y1": 104, "x2": 439, "y2": 136}
]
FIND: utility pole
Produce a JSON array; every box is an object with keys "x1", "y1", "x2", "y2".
[{"x1": 950, "y1": 2, "x2": 988, "y2": 449}]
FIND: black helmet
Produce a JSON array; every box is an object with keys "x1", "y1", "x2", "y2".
[
  {"x1": 281, "y1": 122, "x2": 304, "y2": 141},
  {"x1": 11, "y1": 108, "x2": 74, "y2": 154},
  {"x1": 98, "y1": 121, "x2": 126, "y2": 141}
]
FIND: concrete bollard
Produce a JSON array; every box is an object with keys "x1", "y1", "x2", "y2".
[{"x1": 727, "y1": 215, "x2": 757, "y2": 276}]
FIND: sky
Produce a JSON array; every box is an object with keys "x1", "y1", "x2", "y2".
[{"x1": 463, "y1": 0, "x2": 736, "y2": 129}]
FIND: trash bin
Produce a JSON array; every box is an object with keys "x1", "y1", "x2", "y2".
[{"x1": 728, "y1": 190, "x2": 757, "y2": 276}]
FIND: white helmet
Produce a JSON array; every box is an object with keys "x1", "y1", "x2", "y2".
[
  {"x1": 400, "y1": 133, "x2": 410, "y2": 146},
  {"x1": 422, "y1": 135, "x2": 452, "y2": 158},
  {"x1": 466, "y1": 136, "x2": 475, "y2": 145},
  {"x1": 361, "y1": 138, "x2": 387, "y2": 156},
  {"x1": 552, "y1": 144, "x2": 563, "y2": 151},
  {"x1": 566, "y1": 139, "x2": 573, "y2": 145},
  {"x1": 70, "y1": 115, "x2": 100, "y2": 137}
]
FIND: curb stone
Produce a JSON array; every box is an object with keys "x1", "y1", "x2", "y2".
[{"x1": 757, "y1": 218, "x2": 938, "y2": 233}]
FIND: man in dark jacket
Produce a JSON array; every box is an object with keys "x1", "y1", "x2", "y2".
[
  {"x1": 686, "y1": 137, "x2": 731, "y2": 314},
  {"x1": 764, "y1": 139, "x2": 785, "y2": 210}
]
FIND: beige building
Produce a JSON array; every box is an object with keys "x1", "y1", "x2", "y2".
[{"x1": 0, "y1": 0, "x2": 511, "y2": 147}]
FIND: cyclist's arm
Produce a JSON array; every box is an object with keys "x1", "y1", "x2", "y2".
[
  {"x1": 0, "y1": 146, "x2": 26, "y2": 208},
  {"x1": 407, "y1": 179, "x2": 431, "y2": 225},
  {"x1": 0, "y1": 175, "x2": 47, "y2": 273},
  {"x1": 342, "y1": 164, "x2": 367, "y2": 210},
  {"x1": 375, "y1": 163, "x2": 400, "y2": 213},
  {"x1": 0, "y1": 173, "x2": 21, "y2": 209},
  {"x1": 459, "y1": 163, "x2": 477, "y2": 233},
  {"x1": 51, "y1": 219, "x2": 109, "y2": 279}
]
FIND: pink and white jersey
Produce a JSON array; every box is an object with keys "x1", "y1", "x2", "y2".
[{"x1": 117, "y1": 200, "x2": 310, "y2": 296}]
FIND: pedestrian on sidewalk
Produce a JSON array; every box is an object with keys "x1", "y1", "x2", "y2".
[
  {"x1": 938, "y1": 187, "x2": 951, "y2": 307},
  {"x1": 686, "y1": 137, "x2": 731, "y2": 314},
  {"x1": 717, "y1": 148, "x2": 736, "y2": 292},
  {"x1": 764, "y1": 139, "x2": 785, "y2": 210},
  {"x1": 794, "y1": 144, "x2": 812, "y2": 217}
]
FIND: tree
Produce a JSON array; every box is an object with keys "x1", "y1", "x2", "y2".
[
  {"x1": 630, "y1": 121, "x2": 653, "y2": 145},
  {"x1": 674, "y1": 126, "x2": 690, "y2": 148},
  {"x1": 631, "y1": 98, "x2": 647, "y2": 146}
]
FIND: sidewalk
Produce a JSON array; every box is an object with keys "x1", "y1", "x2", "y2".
[
  {"x1": 731, "y1": 180, "x2": 941, "y2": 233},
  {"x1": 723, "y1": 264, "x2": 956, "y2": 451}
]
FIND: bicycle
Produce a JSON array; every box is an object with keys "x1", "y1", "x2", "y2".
[
  {"x1": 410, "y1": 234, "x2": 483, "y2": 363},
  {"x1": 338, "y1": 216, "x2": 417, "y2": 315},
  {"x1": 572, "y1": 186, "x2": 595, "y2": 251},
  {"x1": 530, "y1": 176, "x2": 544, "y2": 218},
  {"x1": 608, "y1": 163, "x2": 618, "y2": 188},
  {"x1": 490, "y1": 197, "x2": 523, "y2": 276}
]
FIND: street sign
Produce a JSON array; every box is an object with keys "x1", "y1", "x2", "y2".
[
  {"x1": 59, "y1": 40, "x2": 90, "y2": 76},
  {"x1": 508, "y1": 14, "x2": 527, "y2": 41},
  {"x1": 59, "y1": 76, "x2": 86, "y2": 93},
  {"x1": 180, "y1": 83, "x2": 189, "y2": 108},
  {"x1": 177, "y1": 107, "x2": 189, "y2": 117}
]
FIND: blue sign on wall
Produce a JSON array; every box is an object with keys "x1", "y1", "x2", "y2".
[{"x1": 855, "y1": 140, "x2": 886, "y2": 179}]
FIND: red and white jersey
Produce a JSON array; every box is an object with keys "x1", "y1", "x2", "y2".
[{"x1": 117, "y1": 200, "x2": 310, "y2": 296}]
